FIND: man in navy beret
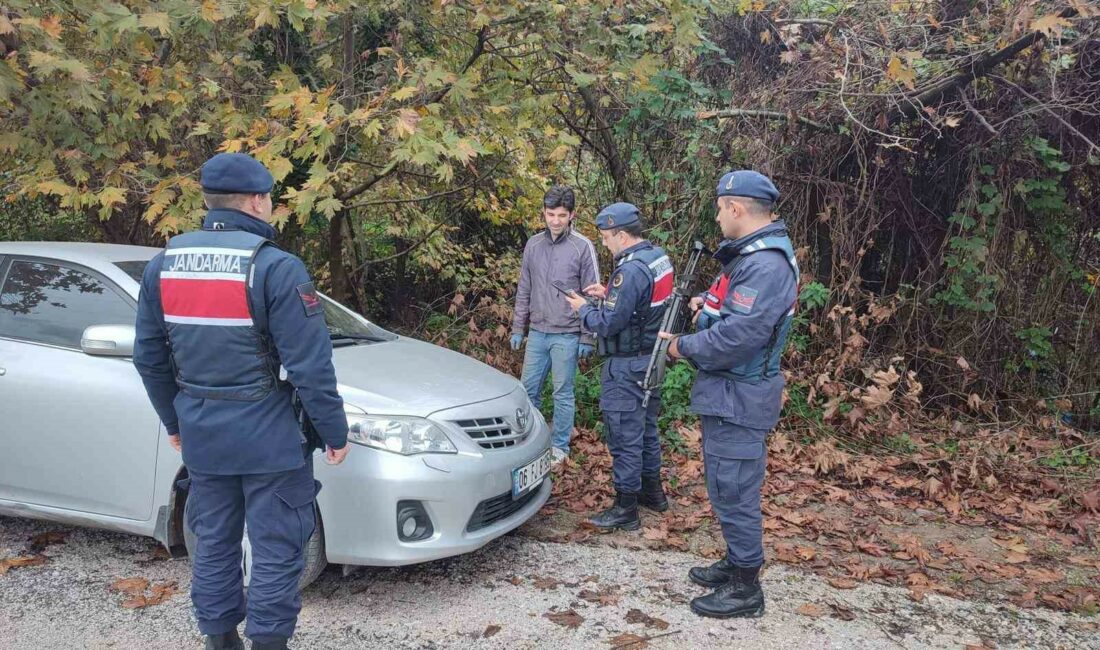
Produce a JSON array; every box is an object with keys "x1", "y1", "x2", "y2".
[
  {"x1": 660, "y1": 170, "x2": 798, "y2": 619},
  {"x1": 134, "y1": 152, "x2": 350, "y2": 649},
  {"x1": 565, "y1": 202, "x2": 675, "y2": 530}
]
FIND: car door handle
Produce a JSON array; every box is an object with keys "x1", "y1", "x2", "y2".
[{"x1": 0, "y1": 367, "x2": 6, "y2": 376}]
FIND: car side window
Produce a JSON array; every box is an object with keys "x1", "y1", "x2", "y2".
[{"x1": 0, "y1": 260, "x2": 135, "y2": 349}]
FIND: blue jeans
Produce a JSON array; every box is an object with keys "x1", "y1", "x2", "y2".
[{"x1": 520, "y1": 330, "x2": 579, "y2": 452}]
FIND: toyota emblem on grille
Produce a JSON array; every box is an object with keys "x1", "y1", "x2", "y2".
[{"x1": 515, "y1": 407, "x2": 529, "y2": 432}]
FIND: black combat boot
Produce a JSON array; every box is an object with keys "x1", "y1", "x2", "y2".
[
  {"x1": 589, "y1": 491, "x2": 641, "y2": 531},
  {"x1": 250, "y1": 639, "x2": 288, "y2": 650},
  {"x1": 690, "y1": 565, "x2": 765, "y2": 619},
  {"x1": 688, "y1": 554, "x2": 738, "y2": 588},
  {"x1": 203, "y1": 629, "x2": 243, "y2": 650},
  {"x1": 638, "y1": 472, "x2": 668, "y2": 512}
]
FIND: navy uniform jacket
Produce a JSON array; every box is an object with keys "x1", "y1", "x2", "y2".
[
  {"x1": 134, "y1": 209, "x2": 347, "y2": 475},
  {"x1": 676, "y1": 221, "x2": 798, "y2": 430},
  {"x1": 578, "y1": 240, "x2": 659, "y2": 344}
]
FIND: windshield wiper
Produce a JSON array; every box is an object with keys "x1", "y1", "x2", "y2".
[{"x1": 329, "y1": 332, "x2": 386, "y2": 344}]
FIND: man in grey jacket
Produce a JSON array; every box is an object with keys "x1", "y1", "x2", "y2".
[{"x1": 512, "y1": 185, "x2": 600, "y2": 464}]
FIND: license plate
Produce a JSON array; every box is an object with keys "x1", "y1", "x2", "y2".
[{"x1": 511, "y1": 450, "x2": 551, "y2": 499}]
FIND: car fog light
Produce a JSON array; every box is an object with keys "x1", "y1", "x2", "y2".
[{"x1": 396, "y1": 500, "x2": 433, "y2": 542}]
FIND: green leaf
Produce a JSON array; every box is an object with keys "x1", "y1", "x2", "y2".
[
  {"x1": 565, "y1": 65, "x2": 598, "y2": 88},
  {"x1": 316, "y1": 196, "x2": 343, "y2": 218}
]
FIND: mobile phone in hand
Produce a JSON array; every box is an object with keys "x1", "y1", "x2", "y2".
[{"x1": 551, "y1": 280, "x2": 579, "y2": 297}]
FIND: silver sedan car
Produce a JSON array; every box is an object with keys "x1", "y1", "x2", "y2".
[{"x1": 0, "y1": 242, "x2": 551, "y2": 585}]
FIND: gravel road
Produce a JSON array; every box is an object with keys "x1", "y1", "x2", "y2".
[{"x1": 0, "y1": 515, "x2": 1095, "y2": 649}]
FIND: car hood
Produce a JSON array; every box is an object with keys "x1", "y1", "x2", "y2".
[{"x1": 331, "y1": 337, "x2": 522, "y2": 416}]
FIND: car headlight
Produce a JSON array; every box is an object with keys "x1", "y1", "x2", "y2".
[{"x1": 345, "y1": 406, "x2": 457, "y2": 455}]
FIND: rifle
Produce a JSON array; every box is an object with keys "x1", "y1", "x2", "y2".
[{"x1": 639, "y1": 240, "x2": 711, "y2": 408}]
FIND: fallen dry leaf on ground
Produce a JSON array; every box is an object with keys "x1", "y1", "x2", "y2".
[
  {"x1": 608, "y1": 633, "x2": 649, "y2": 648},
  {"x1": 28, "y1": 531, "x2": 68, "y2": 551},
  {"x1": 110, "y1": 577, "x2": 149, "y2": 595},
  {"x1": 0, "y1": 555, "x2": 48, "y2": 576},
  {"x1": 578, "y1": 586, "x2": 621, "y2": 607},
  {"x1": 624, "y1": 608, "x2": 669, "y2": 630},
  {"x1": 544, "y1": 609, "x2": 585, "y2": 629},
  {"x1": 796, "y1": 603, "x2": 826, "y2": 618},
  {"x1": 532, "y1": 576, "x2": 561, "y2": 590},
  {"x1": 828, "y1": 602, "x2": 856, "y2": 620},
  {"x1": 110, "y1": 577, "x2": 178, "y2": 609}
]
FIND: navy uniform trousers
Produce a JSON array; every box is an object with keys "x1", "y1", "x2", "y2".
[
  {"x1": 184, "y1": 460, "x2": 319, "y2": 643},
  {"x1": 700, "y1": 416, "x2": 768, "y2": 567},
  {"x1": 600, "y1": 355, "x2": 662, "y2": 493}
]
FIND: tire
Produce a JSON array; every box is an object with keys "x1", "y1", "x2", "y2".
[{"x1": 182, "y1": 495, "x2": 327, "y2": 590}]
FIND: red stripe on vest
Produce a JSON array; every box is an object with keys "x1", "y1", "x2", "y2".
[
  {"x1": 160, "y1": 278, "x2": 251, "y2": 320},
  {"x1": 705, "y1": 274, "x2": 731, "y2": 309},
  {"x1": 652, "y1": 271, "x2": 674, "y2": 303}
]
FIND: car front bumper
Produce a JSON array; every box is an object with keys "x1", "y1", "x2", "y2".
[{"x1": 315, "y1": 404, "x2": 551, "y2": 567}]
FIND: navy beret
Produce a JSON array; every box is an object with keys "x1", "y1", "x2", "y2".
[
  {"x1": 200, "y1": 153, "x2": 275, "y2": 195},
  {"x1": 716, "y1": 170, "x2": 779, "y2": 203},
  {"x1": 596, "y1": 202, "x2": 640, "y2": 230}
]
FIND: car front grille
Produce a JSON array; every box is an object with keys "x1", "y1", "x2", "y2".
[
  {"x1": 466, "y1": 487, "x2": 543, "y2": 533},
  {"x1": 454, "y1": 417, "x2": 528, "y2": 450}
]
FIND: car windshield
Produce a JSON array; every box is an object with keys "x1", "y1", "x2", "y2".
[
  {"x1": 113, "y1": 260, "x2": 393, "y2": 343},
  {"x1": 320, "y1": 293, "x2": 395, "y2": 343}
]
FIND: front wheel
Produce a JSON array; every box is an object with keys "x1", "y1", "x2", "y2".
[{"x1": 182, "y1": 496, "x2": 328, "y2": 590}]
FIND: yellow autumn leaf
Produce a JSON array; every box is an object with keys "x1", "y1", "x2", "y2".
[
  {"x1": 1030, "y1": 15, "x2": 1071, "y2": 37},
  {"x1": 253, "y1": 5, "x2": 280, "y2": 29},
  {"x1": 267, "y1": 156, "x2": 294, "y2": 182},
  {"x1": 393, "y1": 109, "x2": 420, "y2": 138},
  {"x1": 201, "y1": 0, "x2": 225, "y2": 23},
  {"x1": 886, "y1": 56, "x2": 916, "y2": 90},
  {"x1": 39, "y1": 15, "x2": 63, "y2": 39},
  {"x1": 139, "y1": 12, "x2": 171, "y2": 36},
  {"x1": 98, "y1": 186, "x2": 127, "y2": 209},
  {"x1": 391, "y1": 85, "x2": 420, "y2": 102},
  {"x1": 36, "y1": 180, "x2": 72, "y2": 197},
  {"x1": 548, "y1": 144, "x2": 570, "y2": 162},
  {"x1": 453, "y1": 138, "x2": 478, "y2": 163}
]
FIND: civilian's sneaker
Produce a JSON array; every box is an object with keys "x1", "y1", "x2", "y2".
[{"x1": 551, "y1": 447, "x2": 568, "y2": 466}]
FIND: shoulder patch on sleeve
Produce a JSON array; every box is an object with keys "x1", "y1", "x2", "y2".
[
  {"x1": 296, "y1": 282, "x2": 324, "y2": 317},
  {"x1": 730, "y1": 284, "x2": 759, "y2": 314}
]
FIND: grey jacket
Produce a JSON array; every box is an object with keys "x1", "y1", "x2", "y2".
[{"x1": 512, "y1": 228, "x2": 600, "y2": 345}]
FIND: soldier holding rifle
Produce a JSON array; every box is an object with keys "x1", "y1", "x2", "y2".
[{"x1": 660, "y1": 170, "x2": 799, "y2": 619}]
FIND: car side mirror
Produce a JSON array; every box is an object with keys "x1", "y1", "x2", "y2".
[{"x1": 81, "y1": 324, "x2": 136, "y2": 357}]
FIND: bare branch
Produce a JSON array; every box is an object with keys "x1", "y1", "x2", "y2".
[
  {"x1": 960, "y1": 89, "x2": 998, "y2": 136},
  {"x1": 774, "y1": 18, "x2": 835, "y2": 27},
  {"x1": 344, "y1": 157, "x2": 507, "y2": 209},
  {"x1": 892, "y1": 7, "x2": 1081, "y2": 123},
  {"x1": 349, "y1": 208, "x2": 462, "y2": 273},
  {"x1": 337, "y1": 159, "x2": 398, "y2": 202},
  {"x1": 993, "y1": 74, "x2": 1100, "y2": 156},
  {"x1": 696, "y1": 108, "x2": 836, "y2": 133}
]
